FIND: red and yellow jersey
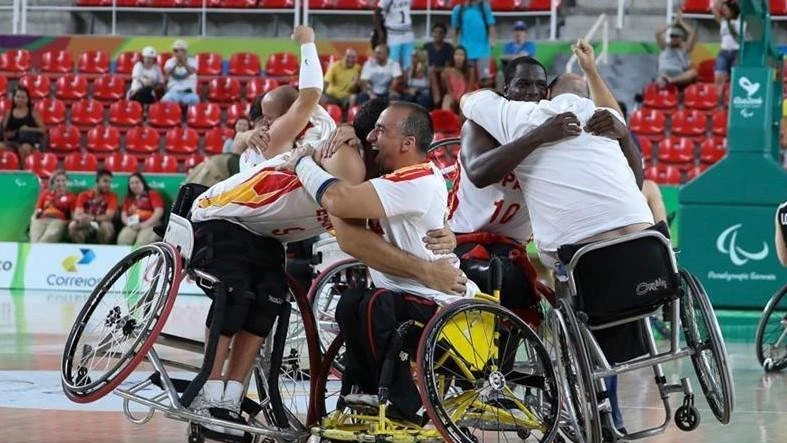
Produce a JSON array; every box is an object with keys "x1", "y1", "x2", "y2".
[
  {"x1": 75, "y1": 189, "x2": 118, "y2": 217},
  {"x1": 191, "y1": 153, "x2": 331, "y2": 244},
  {"x1": 35, "y1": 190, "x2": 76, "y2": 220},
  {"x1": 123, "y1": 190, "x2": 164, "y2": 222}
]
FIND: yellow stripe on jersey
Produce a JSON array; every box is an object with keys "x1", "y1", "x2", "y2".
[{"x1": 198, "y1": 168, "x2": 302, "y2": 209}]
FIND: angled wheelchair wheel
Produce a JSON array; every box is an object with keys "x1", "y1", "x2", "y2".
[
  {"x1": 61, "y1": 243, "x2": 181, "y2": 403},
  {"x1": 755, "y1": 285, "x2": 787, "y2": 372},
  {"x1": 679, "y1": 269, "x2": 735, "y2": 424},
  {"x1": 417, "y1": 299, "x2": 560, "y2": 443}
]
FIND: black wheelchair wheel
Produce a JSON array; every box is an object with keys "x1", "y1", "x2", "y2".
[
  {"x1": 678, "y1": 269, "x2": 735, "y2": 424},
  {"x1": 755, "y1": 284, "x2": 787, "y2": 372},
  {"x1": 417, "y1": 299, "x2": 560, "y2": 443}
]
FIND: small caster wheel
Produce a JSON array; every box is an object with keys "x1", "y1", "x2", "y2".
[
  {"x1": 763, "y1": 358, "x2": 775, "y2": 372},
  {"x1": 674, "y1": 405, "x2": 700, "y2": 432},
  {"x1": 188, "y1": 423, "x2": 205, "y2": 443},
  {"x1": 516, "y1": 429, "x2": 531, "y2": 440}
]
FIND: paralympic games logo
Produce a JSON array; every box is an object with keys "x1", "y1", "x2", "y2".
[
  {"x1": 61, "y1": 249, "x2": 96, "y2": 273},
  {"x1": 716, "y1": 224, "x2": 768, "y2": 266}
]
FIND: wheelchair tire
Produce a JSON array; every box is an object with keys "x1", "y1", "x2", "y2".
[
  {"x1": 678, "y1": 269, "x2": 735, "y2": 424},
  {"x1": 310, "y1": 334, "x2": 346, "y2": 421},
  {"x1": 417, "y1": 299, "x2": 560, "y2": 443},
  {"x1": 61, "y1": 243, "x2": 181, "y2": 403},
  {"x1": 754, "y1": 284, "x2": 787, "y2": 372}
]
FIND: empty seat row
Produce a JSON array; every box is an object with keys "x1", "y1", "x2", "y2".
[
  {"x1": 0, "y1": 150, "x2": 204, "y2": 175},
  {"x1": 75, "y1": 0, "x2": 559, "y2": 11},
  {"x1": 630, "y1": 108, "x2": 728, "y2": 139},
  {"x1": 642, "y1": 82, "x2": 729, "y2": 111},
  {"x1": 639, "y1": 136, "x2": 727, "y2": 166}
]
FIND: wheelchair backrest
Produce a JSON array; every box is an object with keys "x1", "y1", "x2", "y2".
[{"x1": 159, "y1": 183, "x2": 208, "y2": 264}]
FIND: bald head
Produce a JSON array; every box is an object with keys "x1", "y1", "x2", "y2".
[
  {"x1": 261, "y1": 85, "x2": 299, "y2": 121},
  {"x1": 549, "y1": 73, "x2": 590, "y2": 99}
]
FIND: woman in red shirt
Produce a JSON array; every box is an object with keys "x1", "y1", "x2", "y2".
[
  {"x1": 117, "y1": 172, "x2": 165, "y2": 246},
  {"x1": 29, "y1": 170, "x2": 76, "y2": 243}
]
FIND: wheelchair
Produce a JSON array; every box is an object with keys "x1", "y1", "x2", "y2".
[
  {"x1": 550, "y1": 227, "x2": 735, "y2": 442},
  {"x1": 755, "y1": 284, "x2": 787, "y2": 372},
  {"x1": 60, "y1": 184, "x2": 322, "y2": 443}
]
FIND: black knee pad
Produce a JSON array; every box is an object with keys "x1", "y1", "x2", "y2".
[
  {"x1": 204, "y1": 278, "x2": 254, "y2": 337},
  {"x1": 336, "y1": 287, "x2": 369, "y2": 330},
  {"x1": 241, "y1": 271, "x2": 289, "y2": 337}
]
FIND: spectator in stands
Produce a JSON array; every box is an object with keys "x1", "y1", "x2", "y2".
[
  {"x1": 441, "y1": 46, "x2": 476, "y2": 113},
  {"x1": 162, "y1": 40, "x2": 199, "y2": 106},
  {"x1": 224, "y1": 117, "x2": 251, "y2": 153},
  {"x1": 501, "y1": 21, "x2": 536, "y2": 64},
  {"x1": 1, "y1": 87, "x2": 45, "y2": 164},
  {"x1": 424, "y1": 22, "x2": 454, "y2": 106},
  {"x1": 378, "y1": 0, "x2": 415, "y2": 71},
  {"x1": 712, "y1": 0, "x2": 742, "y2": 94},
  {"x1": 69, "y1": 169, "x2": 118, "y2": 244},
  {"x1": 117, "y1": 173, "x2": 164, "y2": 246},
  {"x1": 655, "y1": 14, "x2": 697, "y2": 88},
  {"x1": 29, "y1": 170, "x2": 76, "y2": 243},
  {"x1": 127, "y1": 46, "x2": 164, "y2": 104},
  {"x1": 401, "y1": 49, "x2": 432, "y2": 109},
  {"x1": 323, "y1": 48, "x2": 361, "y2": 110},
  {"x1": 451, "y1": 0, "x2": 496, "y2": 86},
  {"x1": 357, "y1": 44, "x2": 402, "y2": 104}
]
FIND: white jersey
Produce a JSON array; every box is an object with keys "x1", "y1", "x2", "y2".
[
  {"x1": 447, "y1": 159, "x2": 532, "y2": 244},
  {"x1": 191, "y1": 152, "x2": 330, "y2": 244},
  {"x1": 461, "y1": 91, "x2": 653, "y2": 255},
  {"x1": 369, "y1": 162, "x2": 478, "y2": 304},
  {"x1": 378, "y1": 0, "x2": 415, "y2": 45}
]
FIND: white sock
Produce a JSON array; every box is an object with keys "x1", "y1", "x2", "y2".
[
  {"x1": 202, "y1": 380, "x2": 224, "y2": 403},
  {"x1": 223, "y1": 380, "x2": 245, "y2": 405}
]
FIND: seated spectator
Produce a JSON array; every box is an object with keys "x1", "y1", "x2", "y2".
[
  {"x1": 323, "y1": 48, "x2": 361, "y2": 110},
  {"x1": 224, "y1": 117, "x2": 251, "y2": 153},
  {"x1": 712, "y1": 0, "x2": 742, "y2": 94},
  {"x1": 30, "y1": 170, "x2": 76, "y2": 243},
  {"x1": 424, "y1": 22, "x2": 454, "y2": 107},
  {"x1": 441, "y1": 46, "x2": 476, "y2": 113},
  {"x1": 117, "y1": 172, "x2": 164, "y2": 246},
  {"x1": 128, "y1": 46, "x2": 164, "y2": 104},
  {"x1": 1, "y1": 87, "x2": 45, "y2": 164},
  {"x1": 68, "y1": 169, "x2": 118, "y2": 244},
  {"x1": 162, "y1": 40, "x2": 199, "y2": 106},
  {"x1": 357, "y1": 44, "x2": 402, "y2": 104},
  {"x1": 501, "y1": 21, "x2": 536, "y2": 64},
  {"x1": 451, "y1": 0, "x2": 496, "y2": 85},
  {"x1": 402, "y1": 50, "x2": 433, "y2": 109},
  {"x1": 655, "y1": 14, "x2": 697, "y2": 87}
]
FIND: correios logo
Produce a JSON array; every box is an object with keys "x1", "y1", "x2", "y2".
[
  {"x1": 732, "y1": 76, "x2": 764, "y2": 119},
  {"x1": 61, "y1": 249, "x2": 96, "y2": 273},
  {"x1": 716, "y1": 224, "x2": 768, "y2": 266}
]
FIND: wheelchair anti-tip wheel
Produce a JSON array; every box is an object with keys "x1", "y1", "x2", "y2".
[
  {"x1": 417, "y1": 299, "x2": 561, "y2": 443},
  {"x1": 61, "y1": 243, "x2": 180, "y2": 403},
  {"x1": 678, "y1": 269, "x2": 735, "y2": 424},
  {"x1": 755, "y1": 284, "x2": 787, "y2": 372}
]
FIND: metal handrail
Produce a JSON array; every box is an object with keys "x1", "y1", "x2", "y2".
[{"x1": 564, "y1": 13, "x2": 609, "y2": 74}]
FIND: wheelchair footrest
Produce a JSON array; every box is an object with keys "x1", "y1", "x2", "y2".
[
  {"x1": 147, "y1": 372, "x2": 263, "y2": 416},
  {"x1": 343, "y1": 393, "x2": 380, "y2": 414}
]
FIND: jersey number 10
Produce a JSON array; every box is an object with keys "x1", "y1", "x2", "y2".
[{"x1": 490, "y1": 200, "x2": 520, "y2": 224}]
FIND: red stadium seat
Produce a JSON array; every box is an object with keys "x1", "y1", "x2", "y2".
[
  {"x1": 325, "y1": 104, "x2": 343, "y2": 124},
  {"x1": 638, "y1": 137, "x2": 653, "y2": 161},
  {"x1": 77, "y1": 50, "x2": 111, "y2": 76},
  {"x1": 629, "y1": 108, "x2": 666, "y2": 140},
  {"x1": 229, "y1": 52, "x2": 262, "y2": 77},
  {"x1": 86, "y1": 125, "x2": 121, "y2": 157},
  {"x1": 93, "y1": 75, "x2": 126, "y2": 102},
  {"x1": 0, "y1": 75, "x2": 7, "y2": 96},
  {"x1": 171, "y1": 0, "x2": 201, "y2": 6},
  {"x1": 683, "y1": 82, "x2": 719, "y2": 111},
  {"x1": 699, "y1": 137, "x2": 727, "y2": 164},
  {"x1": 711, "y1": 109, "x2": 728, "y2": 136},
  {"x1": 105, "y1": 153, "x2": 139, "y2": 173},
  {"x1": 526, "y1": 0, "x2": 560, "y2": 10},
  {"x1": 645, "y1": 164, "x2": 681, "y2": 185},
  {"x1": 245, "y1": 78, "x2": 280, "y2": 101},
  {"x1": 722, "y1": 82, "x2": 731, "y2": 106},
  {"x1": 55, "y1": 74, "x2": 89, "y2": 102},
  {"x1": 309, "y1": 0, "x2": 373, "y2": 9},
  {"x1": 204, "y1": 127, "x2": 235, "y2": 154},
  {"x1": 35, "y1": 98, "x2": 67, "y2": 126},
  {"x1": 64, "y1": 152, "x2": 99, "y2": 172},
  {"x1": 258, "y1": 0, "x2": 295, "y2": 7},
  {"x1": 0, "y1": 151, "x2": 20, "y2": 170},
  {"x1": 125, "y1": 126, "x2": 161, "y2": 155},
  {"x1": 430, "y1": 109, "x2": 461, "y2": 135},
  {"x1": 320, "y1": 54, "x2": 339, "y2": 72},
  {"x1": 207, "y1": 77, "x2": 242, "y2": 104},
  {"x1": 47, "y1": 125, "x2": 81, "y2": 155},
  {"x1": 0, "y1": 49, "x2": 32, "y2": 77},
  {"x1": 642, "y1": 83, "x2": 678, "y2": 111},
  {"x1": 686, "y1": 164, "x2": 708, "y2": 181},
  {"x1": 165, "y1": 127, "x2": 200, "y2": 155},
  {"x1": 115, "y1": 51, "x2": 142, "y2": 78},
  {"x1": 771, "y1": 0, "x2": 787, "y2": 15},
  {"x1": 157, "y1": 52, "x2": 173, "y2": 71},
  {"x1": 489, "y1": 0, "x2": 519, "y2": 11},
  {"x1": 226, "y1": 102, "x2": 250, "y2": 126},
  {"x1": 347, "y1": 105, "x2": 360, "y2": 123},
  {"x1": 143, "y1": 153, "x2": 180, "y2": 173},
  {"x1": 697, "y1": 59, "x2": 716, "y2": 83},
  {"x1": 670, "y1": 109, "x2": 707, "y2": 139},
  {"x1": 109, "y1": 100, "x2": 144, "y2": 128},
  {"x1": 196, "y1": 52, "x2": 223, "y2": 77},
  {"x1": 209, "y1": 0, "x2": 257, "y2": 6},
  {"x1": 18, "y1": 75, "x2": 52, "y2": 100},
  {"x1": 39, "y1": 50, "x2": 74, "y2": 77},
  {"x1": 147, "y1": 102, "x2": 183, "y2": 130},
  {"x1": 265, "y1": 52, "x2": 298, "y2": 77},
  {"x1": 681, "y1": 0, "x2": 711, "y2": 13},
  {"x1": 657, "y1": 136, "x2": 695, "y2": 166},
  {"x1": 186, "y1": 102, "x2": 222, "y2": 130},
  {"x1": 24, "y1": 152, "x2": 58, "y2": 177},
  {"x1": 70, "y1": 99, "x2": 106, "y2": 129},
  {"x1": 76, "y1": 0, "x2": 112, "y2": 4},
  {"x1": 184, "y1": 153, "x2": 205, "y2": 170}
]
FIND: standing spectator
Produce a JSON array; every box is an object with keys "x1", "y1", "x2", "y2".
[
  {"x1": 29, "y1": 171, "x2": 76, "y2": 243},
  {"x1": 357, "y1": 44, "x2": 403, "y2": 104},
  {"x1": 441, "y1": 46, "x2": 476, "y2": 113},
  {"x1": 424, "y1": 22, "x2": 454, "y2": 107},
  {"x1": 402, "y1": 50, "x2": 432, "y2": 109},
  {"x1": 1, "y1": 87, "x2": 45, "y2": 164},
  {"x1": 712, "y1": 0, "x2": 742, "y2": 94},
  {"x1": 223, "y1": 117, "x2": 251, "y2": 153},
  {"x1": 162, "y1": 40, "x2": 199, "y2": 106},
  {"x1": 128, "y1": 46, "x2": 164, "y2": 104},
  {"x1": 68, "y1": 169, "x2": 118, "y2": 244},
  {"x1": 501, "y1": 21, "x2": 536, "y2": 63},
  {"x1": 117, "y1": 173, "x2": 164, "y2": 246},
  {"x1": 323, "y1": 48, "x2": 362, "y2": 110},
  {"x1": 451, "y1": 0, "x2": 496, "y2": 86},
  {"x1": 378, "y1": 0, "x2": 415, "y2": 71},
  {"x1": 655, "y1": 14, "x2": 697, "y2": 87}
]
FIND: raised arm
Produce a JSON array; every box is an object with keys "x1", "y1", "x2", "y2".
[
  {"x1": 677, "y1": 15, "x2": 698, "y2": 53},
  {"x1": 655, "y1": 24, "x2": 669, "y2": 50}
]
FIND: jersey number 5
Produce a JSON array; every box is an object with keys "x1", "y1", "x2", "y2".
[{"x1": 490, "y1": 200, "x2": 520, "y2": 224}]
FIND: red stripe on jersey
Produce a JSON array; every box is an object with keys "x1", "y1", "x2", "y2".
[
  {"x1": 381, "y1": 162, "x2": 434, "y2": 183},
  {"x1": 447, "y1": 161, "x2": 461, "y2": 221},
  {"x1": 198, "y1": 167, "x2": 302, "y2": 210}
]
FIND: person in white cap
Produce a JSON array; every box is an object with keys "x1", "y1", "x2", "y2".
[
  {"x1": 127, "y1": 46, "x2": 164, "y2": 104},
  {"x1": 162, "y1": 39, "x2": 199, "y2": 106}
]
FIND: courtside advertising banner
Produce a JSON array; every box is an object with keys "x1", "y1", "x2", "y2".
[
  {"x1": 24, "y1": 244, "x2": 133, "y2": 291},
  {"x1": 0, "y1": 242, "x2": 19, "y2": 288}
]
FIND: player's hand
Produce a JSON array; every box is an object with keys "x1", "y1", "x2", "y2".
[
  {"x1": 292, "y1": 25, "x2": 315, "y2": 45},
  {"x1": 423, "y1": 256, "x2": 467, "y2": 295},
  {"x1": 277, "y1": 144, "x2": 315, "y2": 172},
  {"x1": 572, "y1": 39, "x2": 597, "y2": 74},
  {"x1": 423, "y1": 226, "x2": 456, "y2": 255},
  {"x1": 320, "y1": 124, "x2": 360, "y2": 160},
  {"x1": 533, "y1": 112, "x2": 582, "y2": 145},
  {"x1": 584, "y1": 109, "x2": 628, "y2": 140},
  {"x1": 236, "y1": 124, "x2": 271, "y2": 156}
]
